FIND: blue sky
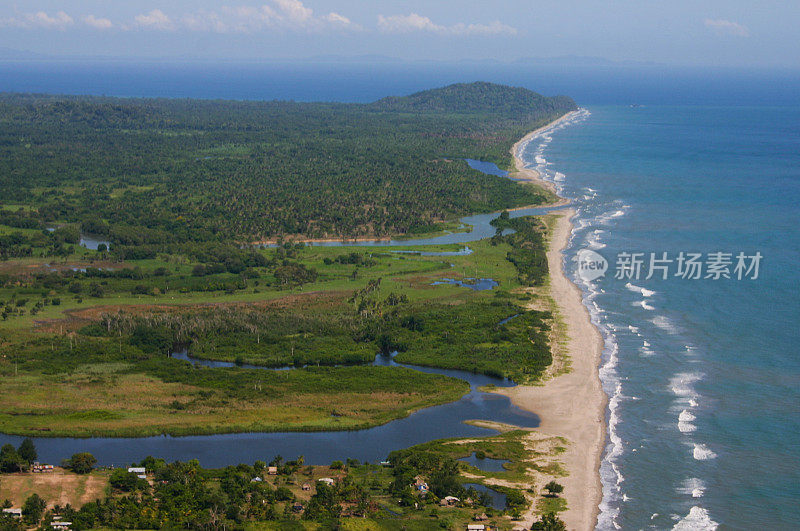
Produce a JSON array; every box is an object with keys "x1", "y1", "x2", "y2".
[{"x1": 1, "y1": 1, "x2": 798, "y2": 67}]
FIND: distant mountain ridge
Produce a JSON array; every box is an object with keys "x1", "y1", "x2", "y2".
[{"x1": 369, "y1": 81, "x2": 577, "y2": 116}]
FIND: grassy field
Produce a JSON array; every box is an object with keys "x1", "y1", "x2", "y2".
[
  {"x1": 0, "y1": 361, "x2": 468, "y2": 437},
  {"x1": 0, "y1": 214, "x2": 552, "y2": 437}
]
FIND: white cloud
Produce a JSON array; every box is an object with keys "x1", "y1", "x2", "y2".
[
  {"x1": 180, "y1": 2, "x2": 359, "y2": 33},
  {"x1": 83, "y1": 15, "x2": 113, "y2": 30},
  {"x1": 0, "y1": 10, "x2": 74, "y2": 29},
  {"x1": 378, "y1": 13, "x2": 516, "y2": 36},
  {"x1": 378, "y1": 13, "x2": 441, "y2": 33},
  {"x1": 704, "y1": 18, "x2": 749, "y2": 37},
  {"x1": 273, "y1": 0, "x2": 312, "y2": 24},
  {"x1": 323, "y1": 12, "x2": 352, "y2": 26},
  {"x1": 135, "y1": 9, "x2": 174, "y2": 31},
  {"x1": 1, "y1": 2, "x2": 358, "y2": 34}
]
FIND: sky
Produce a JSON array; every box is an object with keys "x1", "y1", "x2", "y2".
[{"x1": 1, "y1": 1, "x2": 798, "y2": 68}]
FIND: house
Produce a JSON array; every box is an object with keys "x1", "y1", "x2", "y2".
[
  {"x1": 474, "y1": 513, "x2": 488, "y2": 521},
  {"x1": 267, "y1": 466, "x2": 278, "y2": 475},
  {"x1": 413, "y1": 475, "x2": 428, "y2": 492},
  {"x1": 379, "y1": 460, "x2": 391, "y2": 466},
  {"x1": 292, "y1": 502, "x2": 304, "y2": 513},
  {"x1": 317, "y1": 477, "x2": 335, "y2": 486},
  {"x1": 51, "y1": 521, "x2": 72, "y2": 529},
  {"x1": 440, "y1": 495, "x2": 460, "y2": 506},
  {"x1": 127, "y1": 467, "x2": 146, "y2": 479},
  {"x1": 2, "y1": 508, "x2": 22, "y2": 518},
  {"x1": 251, "y1": 476, "x2": 263, "y2": 482},
  {"x1": 466, "y1": 525, "x2": 485, "y2": 531},
  {"x1": 301, "y1": 483, "x2": 311, "y2": 491}
]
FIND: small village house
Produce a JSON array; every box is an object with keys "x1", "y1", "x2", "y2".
[{"x1": 127, "y1": 466, "x2": 147, "y2": 479}]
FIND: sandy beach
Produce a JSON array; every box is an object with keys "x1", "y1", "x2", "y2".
[
  {"x1": 509, "y1": 112, "x2": 579, "y2": 198},
  {"x1": 497, "y1": 116, "x2": 606, "y2": 530}
]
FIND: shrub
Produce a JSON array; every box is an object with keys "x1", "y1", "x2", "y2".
[{"x1": 63, "y1": 452, "x2": 97, "y2": 474}]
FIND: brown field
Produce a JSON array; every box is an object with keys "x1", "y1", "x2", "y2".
[
  {"x1": 33, "y1": 290, "x2": 348, "y2": 334},
  {"x1": 0, "y1": 468, "x2": 109, "y2": 509}
]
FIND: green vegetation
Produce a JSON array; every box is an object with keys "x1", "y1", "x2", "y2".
[
  {"x1": 371, "y1": 81, "x2": 576, "y2": 117},
  {"x1": 0, "y1": 332, "x2": 468, "y2": 437},
  {"x1": 0, "y1": 82, "x2": 565, "y2": 441},
  {"x1": 491, "y1": 211, "x2": 549, "y2": 286},
  {"x1": 0, "y1": 214, "x2": 552, "y2": 436},
  {"x1": 0, "y1": 83, "x2": 574, "y2": 245},
  {"x1": 63, "y1": 452, "x2": 97, "y2": 474},
  {"x1": 1, "y1": 431, "x2": 562, "y2": 530},
  {"x1": 389, "y1": 299, "x2": 552, "y2": 380}
]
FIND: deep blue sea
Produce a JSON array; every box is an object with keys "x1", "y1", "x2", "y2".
[{"x1": 1, "y1": 61, "x2": 798, "y2": 529}]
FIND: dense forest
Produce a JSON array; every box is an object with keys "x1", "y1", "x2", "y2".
[{"x1": 0, "y1": 83, "x2": 575, "y2": 243}]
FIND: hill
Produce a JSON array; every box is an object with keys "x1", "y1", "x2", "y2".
[{"x1": 369, "y1": 81, "x2": 577, "y2": 116}]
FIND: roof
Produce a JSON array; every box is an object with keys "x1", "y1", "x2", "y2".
[
  {"x1": 2, "y1": 508, "x2": 22, "y2": 516},
  {"x1": 127, "y1": 467, "x2": 146, "y2": 473}
]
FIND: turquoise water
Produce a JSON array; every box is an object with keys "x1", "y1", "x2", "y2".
[{"x1": 523, "y1": 106, "x2": 800, "y2": 529}]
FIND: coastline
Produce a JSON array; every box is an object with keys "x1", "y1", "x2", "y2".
[
  {"x1": 509, "y1": 111, "x2": 578, "y2": 202},
  {"x1": 497, "y1": 117, "x2": 606, "y2": 530}
]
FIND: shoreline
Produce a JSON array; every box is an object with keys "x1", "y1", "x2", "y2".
[
  {"x1": 497, "y1": 116, "x2": 607, "y2": 530},
  {"x1": 509, "y1": 111, "x2": 579, "y2": 199}
]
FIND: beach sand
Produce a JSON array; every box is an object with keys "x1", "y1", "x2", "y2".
[
  {"x1": 509, "y1": 112, "x2": 578, "y2": 200},
  {"x1": 496, "y1": 116, "x2": 606, "y2": 530}
]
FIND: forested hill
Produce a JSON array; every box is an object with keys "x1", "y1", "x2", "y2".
[
  {"x1": 370, "y1": 81, "x2": 577, "y2": 117},
  {"x1": 0, "y1": 84, "x2": 573, "y2": 247}
]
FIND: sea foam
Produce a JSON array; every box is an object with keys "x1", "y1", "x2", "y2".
[
  {"x1": 678, "y1": 477, "x2": 706, "y2": 498},
  {"x1": 672, "y1": 506, "x2": 718, "y2": 530},
  {"x1": 625, "y1": 282, "x2": 656, "y2": 297},
  {"x1": 678, "y1": 410, "x2": 697, "y2": 433},
  {"x1": 693, "y1": 443, "x2": 717, "y2": 460}
]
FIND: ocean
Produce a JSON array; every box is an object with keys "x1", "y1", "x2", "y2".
[
  {"x1": 525, "y1": 105, "x2": 800, "y2": 529},
  {"x1": 1, "y1": 61, "x2": 798, "y2": 529}
]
